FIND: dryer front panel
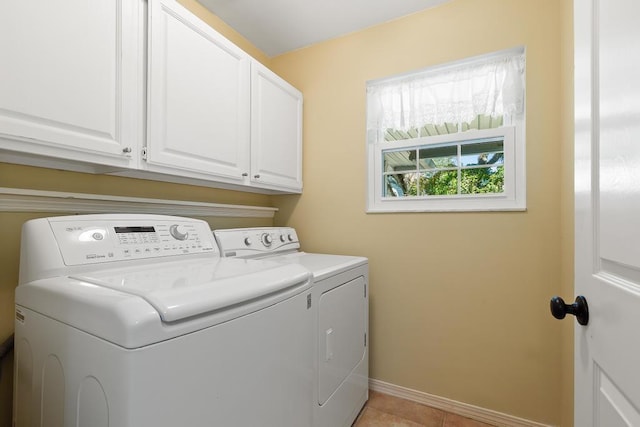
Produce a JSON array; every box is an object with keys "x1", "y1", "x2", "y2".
[{"x1": 318, "y1": 276, "x2": 366, "y2": 405}]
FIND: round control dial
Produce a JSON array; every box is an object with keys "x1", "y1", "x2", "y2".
[
  {"x1": 244, "y1": 237, "x2": 252, "y2": 246},
  {"x1": 261, "y1": 233, "x2": 273, "y2": 246},
  {"x1": 169, "y1": 224, "x2": 189, "y2": 241}
]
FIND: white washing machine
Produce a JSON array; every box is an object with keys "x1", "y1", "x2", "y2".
[
  {"x1": 213, "y1": 227, "x2": 369, "y2": 427},
  {"x1": 14, "y1": 214, "x2": 315, "y2": 427}
]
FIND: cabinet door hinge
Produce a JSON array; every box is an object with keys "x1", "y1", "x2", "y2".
[{"x1": 142, "y1": 147, "x2": 148, "y2": 160}]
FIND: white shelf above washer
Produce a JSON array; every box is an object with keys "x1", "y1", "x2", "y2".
[{"x1": 0, "y1": 187, "x2": 277, "y2": 218}]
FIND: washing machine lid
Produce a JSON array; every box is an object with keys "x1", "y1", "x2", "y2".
[
  {"x1": 71, "y1": 257, "x2": 311, "y2": 322},
  {"x1": 269, "y1": 253, "x2": 367, "y2": 281}
]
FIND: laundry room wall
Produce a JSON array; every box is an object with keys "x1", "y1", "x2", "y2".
[
  {"x1": 0, "y1": 2, "x2": 274, "y2": 424},
  {"x1": 0, "y1": 1, "x2": 578, "y2": 425},
  {"x1": 269, "y1": 0, "x2": 571, "y2": 425}
]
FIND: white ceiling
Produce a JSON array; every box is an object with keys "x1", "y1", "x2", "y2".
[{"x1": 197, "y1": 0, "x2": 452, "y2": 57}]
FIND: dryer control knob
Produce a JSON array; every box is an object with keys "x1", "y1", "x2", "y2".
[
  {"x1": 288, "y1": 234, "x2": 294, "y2": 242},
  {"x1": 244, "y1": 237, "x2": 252, "y2": 246},
  {"x1": 170, "y1": 224, "x2": 189, "y2": 241},
  {"x1": 280, "y1": 234, "x2": 286, "y2": 243},
  {"x1": 262, "y1": 233, "x2": 273, "y2": 246}
]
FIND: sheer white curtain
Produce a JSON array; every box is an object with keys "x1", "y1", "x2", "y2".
[{"x1": 366, "y1": 51, "x2": 525, "y2": 138}]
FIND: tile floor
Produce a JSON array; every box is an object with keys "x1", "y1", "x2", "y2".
[{"x1": 353, "y1": 390, "x2": 496, "y2": 427}]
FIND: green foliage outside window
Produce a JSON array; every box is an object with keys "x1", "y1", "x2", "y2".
[{"x1": 399, "y1": 165, "x2": 504, "y2": 196}]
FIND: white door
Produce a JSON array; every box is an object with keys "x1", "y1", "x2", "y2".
[
  {"x1": 573, "y1": 0, "x2": 640, "y2": 425},
  {"x1": 0, "y1": 0, "x2": 141, "y2": 168},
  {"x1": 146, "y1": 0, "x2": 250, "y2": 181},
  {"x1": 250, "y1": 61, "x2": 303, "y2": 192}
]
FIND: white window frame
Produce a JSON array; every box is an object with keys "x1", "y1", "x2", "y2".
[
  {"x1": 366, "y1": 49, "x2": 526, "y2": 213},
  {"x1": 367, "y1": 124, "x2": 525, "y2": 212}
]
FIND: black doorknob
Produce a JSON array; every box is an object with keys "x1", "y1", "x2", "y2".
[{"x1": 550, "y1": 295, "x2": 589, "y2": 325}]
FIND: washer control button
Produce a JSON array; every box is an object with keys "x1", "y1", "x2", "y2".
[
  {"x1": 169, "y1": 224, "x2": 189, "y2": 241},
  {"x1": 244, "y1": 237, "x2": 252, "y2": 246}
]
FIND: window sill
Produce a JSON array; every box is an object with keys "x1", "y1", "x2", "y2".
[{"x1": 366, "y1": 196, "x2": 526, "y2": 213}]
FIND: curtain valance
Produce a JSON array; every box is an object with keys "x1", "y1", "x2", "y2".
[{"x1": 366, "y1": 52, "x2": 525, "y2": 133}]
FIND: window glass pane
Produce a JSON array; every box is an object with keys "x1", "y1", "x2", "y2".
[
  {"x1": 462, "y1": 114, "x2": 504, "y2": 132},
  {"x1": 385, "y1": 123, "x2": 461, "y2": 140},
  {"x1": 385, "y1": 129, "x2": 404, "y2": 141},
  {"x1": 420, "y1": 170, "x2": 458, "y2": 195},
  {"x1": 421, "y1": 124, "x2": 439, "y2": 137},
  {"x1": 460, "y1": 140, "x2": 504, "y2": 166},
  {"x1": 417, "y1": 145, "x2": 458, "y2": 169},
  {"x1": 460, "y1": 166, "x2": 504, "y2": 194},
  {"x1": 384, "y1": 137, "x2": 506, "y2": 197},
  {"x1": 383, "y1": 150, "x2": 416, "y2": 172},
  {"x1": 407, "y1": 128, "x2": 420, "y2": 139},
  {"x1": 384, "y1": 173, "x2": 420, "y2": 197}
]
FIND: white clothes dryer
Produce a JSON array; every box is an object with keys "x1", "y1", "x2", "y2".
[
  {"x1": 14, "y1": 215, "x2": 314, "y2": 427},
  {"x1": 214, "y1": 227, "x2": 369, "y2": 427}
]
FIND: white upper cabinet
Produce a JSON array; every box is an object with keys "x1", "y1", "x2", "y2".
[
  {"x1": 0, "y1": 0, "x2": 141, "y2": 170},
  {"x1": 0, "y1": 0, "x2": 303, "y2": 193},
  {"x1": 251, "y1": 61, "x2": 303, "y2": 192},
  {"x1": 145, "y1": 0, "x2": 250, "y2": 182}
]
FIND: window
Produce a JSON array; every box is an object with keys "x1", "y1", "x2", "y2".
[{"x1": 366, "y1": 48, "x2": 526, "y2": 212}]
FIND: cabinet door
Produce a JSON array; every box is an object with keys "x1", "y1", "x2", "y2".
[
  {"x1": 251, "y1": 61, "x2": 303, "y2": 192},
  {"x1": 146, "y1": 0, "x2": 250, "y2": 181},
  {"x1": 0, "y1": 0, "x2": 141, "y2": 168}
]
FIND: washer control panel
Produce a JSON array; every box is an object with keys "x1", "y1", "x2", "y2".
[
  {"x1": 214, "y1": 227, "x2": 300, "y2": 258},
  {"x1": 48, "y1": 217, "x2": 217, "y2": 265}
]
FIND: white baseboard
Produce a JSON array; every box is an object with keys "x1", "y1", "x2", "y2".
[{"x1": 368, "y1": 378, "x2": 554, "y2": 427}]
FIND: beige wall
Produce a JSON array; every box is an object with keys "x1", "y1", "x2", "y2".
[
  {"x1": 1, "y1": 1, "x2": 578, "y2": 426},
  {"x1": 0, "y1": 2, "x2": 274, "y2": 425},
  {"x1": 271, "y1": 0, "x2": 567, "y2": 424}
]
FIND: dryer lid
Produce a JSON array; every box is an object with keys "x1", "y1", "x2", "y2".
[
  {"x1": 71, "y1": 257, "x2": 311, "y2": 322},
  {"x1": 269, "y1": 252, "x2": 367, "y2": 281}
]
